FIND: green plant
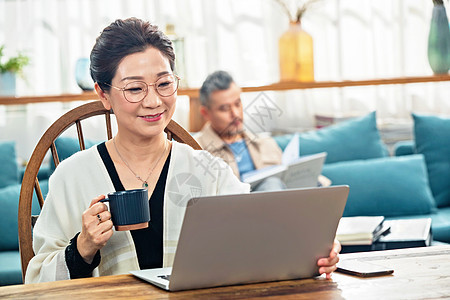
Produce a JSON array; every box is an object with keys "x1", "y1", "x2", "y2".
[{"x1": 0, "y1": 45, "x2": 30, "y2": 76}]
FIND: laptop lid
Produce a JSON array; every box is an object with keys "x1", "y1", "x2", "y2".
[{"x1": 166, "y1": 185, "x2": 348, "y2": 291}]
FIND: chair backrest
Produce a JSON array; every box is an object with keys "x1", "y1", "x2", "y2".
[{"x1": 18, "y1": 100, "x2": 201, "y2": 280}]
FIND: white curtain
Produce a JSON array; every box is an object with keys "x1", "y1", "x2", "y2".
[{"x1": 0, "y1": 0, "x2": 449, "y2": 160}]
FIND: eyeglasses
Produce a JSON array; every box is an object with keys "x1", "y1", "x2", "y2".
[{"x1": 103, "y1": 74, "x2": 180, "y2": 103}]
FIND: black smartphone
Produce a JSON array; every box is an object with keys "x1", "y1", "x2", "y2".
[{"x1": 336, "y1": 260, "x2": 394, "y2": 277}]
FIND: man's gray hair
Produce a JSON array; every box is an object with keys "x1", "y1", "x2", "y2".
[{"x1": 199, "y1": 70, "x2": 234, "y2": 107}]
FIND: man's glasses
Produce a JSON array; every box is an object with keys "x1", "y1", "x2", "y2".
[{"x1": 103, "y1": 74, "x2": 180, "y2": 103}]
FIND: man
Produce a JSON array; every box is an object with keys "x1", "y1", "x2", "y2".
[{"x1": 196, "y1": 70, "x2": 316, "y2": 191}]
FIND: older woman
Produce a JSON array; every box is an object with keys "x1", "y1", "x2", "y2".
[{"x1": 26, "y1": 18, "x2": 339, "y2": 283}]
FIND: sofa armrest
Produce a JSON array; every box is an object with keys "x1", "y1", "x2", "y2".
[{"x1": 393, "y1": 140, "x2": 416, "y2": 156}]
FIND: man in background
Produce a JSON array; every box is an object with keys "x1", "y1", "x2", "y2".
[{"x1": 196, "y1": 70, "x2": 309, "y2": 191}]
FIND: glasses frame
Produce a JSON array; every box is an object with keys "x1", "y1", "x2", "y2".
[{"x1": 103, "y1": 74, "x2": 180, "y2": 103}]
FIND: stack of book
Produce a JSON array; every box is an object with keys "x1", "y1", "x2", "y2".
[
  {"x1": 337, "y1": 217, "x2": 432, "y2": 253},
  {"x1": 376, "y1": 218, "x2": 432, "y2": 249},
  {"x1": 336, "y1": 216, "x2": 389, "y2": 247}
]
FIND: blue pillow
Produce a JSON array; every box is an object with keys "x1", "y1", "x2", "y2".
[
  {"x1": 50, "y1": 137, "x2": 99, "y2": 171},
  {"x1": 273, "y1": 134, "x2": 294, "y2": 152},
  {"x1": 274, "y1": 112, "x2": 387, "y2": 164},
  {"x1": 0, "y1": 141, "x2": 19, "y2": 189},
  {"x1": 0, "y1": 181, "x2": 48, "y2": 251},
  {"x1": 274, "y1": 112, "x2": 388, "y2": 164},
  {"x1": 299, "y1": 112, "x2": 387, "y2": 164},
  {"x1": 413, "y1": 114, "x2": 450, "y2": 207},
  {"x1": 393, "y1": 140, "x2": 416, "y2": 156},
  {"x1": 322, "y1": 155, "x2": 436, "y2": 217}
]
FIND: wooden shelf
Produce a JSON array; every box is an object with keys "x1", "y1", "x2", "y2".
[
  {"x1": 1, "y1": 75, "x2": 449, "y2": 131},
  {"x1": 240, "y1": 74, "x2": 450, "y2": 93},
  {"x1": 1, "y1": 75, "x2": 449, "y2": 106},
  {"x1": 0, "y1": 92, "x2": 98, "y2": 106}
]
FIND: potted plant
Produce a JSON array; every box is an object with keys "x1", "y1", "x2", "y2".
[{"x1": 0, "y1": 45, "x2": 30, "y2": 96}]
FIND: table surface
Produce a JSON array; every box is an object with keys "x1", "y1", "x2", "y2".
[{"x1": 1, "y1": 245, "x2": 449, "y2": 299}]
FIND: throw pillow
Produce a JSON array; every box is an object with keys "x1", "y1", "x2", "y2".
[
  {"x1": 0, "y1": 141, "x2": 19, "y2": 189},
  {"x1": 0, "y1": 181, "x2": 48, "y2": 251},
  {"x1": 273, "y1": 112, "x2": 388, "y2": 164},
  {"x1": 413, "y1": 113, "x2": 450, "y2": 207},
  {"x1": 393, "y1": 140, "x2": 416, "y2": 156},
  {"x1": 50, "y1": 137, "x2": 99, "y2": 171},
  {"x1": 299, "y1": 112, "x2": 388, "y2": 164},
  {"x1": 322, "y1": 154, "x2": 436, "y2": 217},
  {"x1": 273, "y1": 134, "x2": 294, "y2": 152}
]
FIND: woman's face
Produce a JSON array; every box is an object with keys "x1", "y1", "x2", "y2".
[{"x1": 100, "y1": 47, "x2": 176, "y2": 140}]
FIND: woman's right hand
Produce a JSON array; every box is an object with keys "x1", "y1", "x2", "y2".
[{"x1": 77, "y1": 195, "x2": 113, "y2": 264}]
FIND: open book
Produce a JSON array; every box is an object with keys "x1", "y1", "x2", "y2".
[
  {"x1": 241, "y1": 134, "x2": 327, "y2": 189},
  {"x1": 336, "y1": 216, "x2": 388, "y2": 245}
]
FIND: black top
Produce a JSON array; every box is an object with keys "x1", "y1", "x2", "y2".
[{"x1": 65, "y1": 142, "x2": 170, "y2": 278}]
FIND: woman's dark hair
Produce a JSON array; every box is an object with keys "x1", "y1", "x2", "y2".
[{"x1": 90, "y1": 17, "x2": 175, "y2": 91}]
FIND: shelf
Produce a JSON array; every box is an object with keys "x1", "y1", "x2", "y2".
[
  {"x1": 1, "y1": 75, "x2": 449, "y2": 131},
  {"x1": 239, "y1": 75, "x2": 450, "y2": 93},
  {"x1": 1, "y1": 75, "x2": 449, "y2": 106}
]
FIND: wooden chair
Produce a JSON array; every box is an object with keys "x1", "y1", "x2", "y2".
[{"x1": 18, "y1": 100, "x2": 201, "y2": 280}]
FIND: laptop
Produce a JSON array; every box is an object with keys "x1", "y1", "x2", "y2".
[
  {"x1": 241, "y1": 152, "x2": 327, "y2": 189},
  {"x1": 130, "y1": 185, "x2": 349, "y2": 291}
]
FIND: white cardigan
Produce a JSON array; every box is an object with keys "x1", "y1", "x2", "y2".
[{"x1": 26, "y1": 141, "x2": 250, "y2": 283}]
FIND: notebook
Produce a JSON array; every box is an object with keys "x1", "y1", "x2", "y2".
[
  {"x1": 130, "y1": 185, "x2": 349, "y2": 291},
  {"x1": 336, "y1": 216, "x2": 386, "y2": 245}
]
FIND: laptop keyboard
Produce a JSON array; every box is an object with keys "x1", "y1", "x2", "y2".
[{"x1": 158, "y1": 275, "x2": 171, "y2": 281}]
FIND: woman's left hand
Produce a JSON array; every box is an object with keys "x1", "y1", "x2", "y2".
[{"x1": 317, "y1": 239, "x2": 341, "y2": 279}]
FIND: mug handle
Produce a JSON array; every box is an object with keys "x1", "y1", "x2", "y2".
[{"x1": 100, "y1": 198, "x2": 109, "y2": 203}]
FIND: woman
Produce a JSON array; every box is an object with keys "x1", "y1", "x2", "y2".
[{"x1": 26, "y1": 18, "x2": 339, "y2": 283}]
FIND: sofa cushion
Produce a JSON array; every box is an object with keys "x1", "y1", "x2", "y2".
[
  {"x1": 274, "y1": 112, "x2": 388, "y2": 164},
  {"x1": 50, "y1": 137, "x2": 99, "y2": 171},
  {"x1": 430, "y1": 206, "x2": 450, "y2": 243},
  {"x1": 0, "y1": 141, "x2": 19, "y2": 189},
  {"x1": 393, "y1": 140, "x2": 416, "y2": 156},
  {"x1": 0, "y1": 251, "x2": 22, "y2": 285},
  {"x1": 0, "y1": 181, "x2": 48, "y2": 251},
  {"x1": 322, "y1": 154, "x2": 436, "y2": 218},
  {"x1": 413, "y1": 114, "x2": 450, "y2": 208}
]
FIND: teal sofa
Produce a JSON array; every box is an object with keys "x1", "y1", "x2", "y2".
[
  {"x1": 0, "y1": 137, "x2": 96, "y2": 286},
  {"x1": 274, "y1": 112, "x2": 450, "y2": 243},
  {"x1": 0, "y1": 141, "x2": 49, "y2": 286}
]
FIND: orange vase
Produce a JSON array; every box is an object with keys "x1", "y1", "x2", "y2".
[{"x1": 279, "y1": 21, "x2": 314, "y2": 82}]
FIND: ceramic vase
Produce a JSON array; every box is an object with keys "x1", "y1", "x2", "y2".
[
  {"x1": 0, "y1": 71, "x2": 16, "y2": 96},
  {"x1": 427, "y1": 3, "x2": 450, "y2": 74},
  {"x1": 279, "y1": 21, "x2": 314, "y2": 82},
  {"x1": 75, "y1": 58, "x2": 94, "y2": 91},
  {"x1": 166, "y1": 24, "x2": 187, "y2": 87}
]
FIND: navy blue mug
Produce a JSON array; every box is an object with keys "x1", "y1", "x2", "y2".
[{"x1": 100, "y1": 189, "x2": 150, "y2": 231}]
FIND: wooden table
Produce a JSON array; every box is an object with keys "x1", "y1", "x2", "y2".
[{"x1": 1, "y1": 246, "x2": 449, "y2": 299}]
